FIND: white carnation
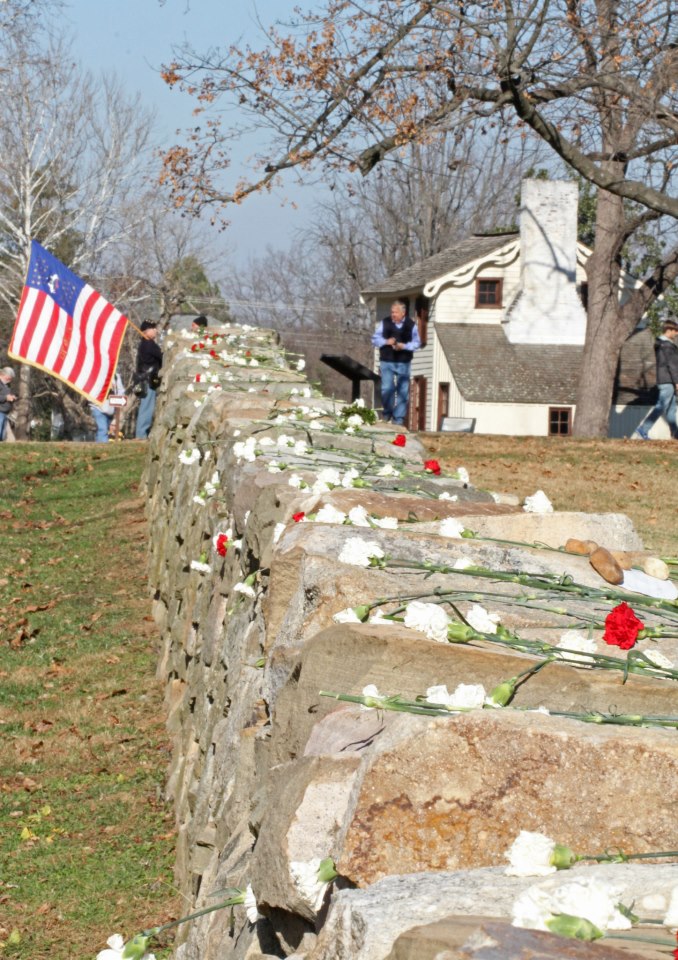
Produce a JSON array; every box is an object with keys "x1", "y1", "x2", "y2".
[
  {"x1": 523, "y1": 490, "x2": 554, "y2": 514},
  {"x1": 456, "y1": 466, "x2": 470, "y2": 484},
  {"x1": 439, "y1": 491, "x2": 458, "y2": 501},
  {"x1": 465, "y1": 603, "x2": 501, "y2": 634},
  {"x1": 372, "y1": 516, "x2": 398, "y2": 529},
  {"x1": 332, "y1": 607, "x2": 362, "y2": 624},
  {"x1": 369, "y1": 610, "x2": 394, "y2": 625},
  {"x1": 233, "y1": 582, "x2": 256, "y2": 598},
  {"x1": 505, "y1": 831, "x2": 557, "y2": 877},
  {"x1": 439, "y1": 517, "x2": 465, "y2": 538},
  {"x1": 403, "y1": 600, "x2": 451, "y2": 642},
  {"x1": 244, "y1": 884, "x2": 262, "y2": 923},
  {"x1": 316, "y1": 467, "x2": 341, "y2": 487},
  {"x1": 289, "y1": 859, "x2": 330, "y2": 913},
  {"x1": 426, "y1": 682, "x2": 486, "y2": 709},
  {"x1": 453, "y1": 557, "x2": 473, "y2": 570},
  {"x1": 341, "y1": 468, "x2": 360, "y2": 487},
  {"x1": 376, "y1": 463, "x2": 399, "y2": 477},
  {"x1": 513, "y1": 876, "x2": 631, "y2": 932},
  {"x1": 348, "y1": 505, "x2": 371, "y2": 527},
  {"x1": 179, "y1": 448, "x2": 200, "y2": 465},
  {"x1": 338, "y1": 537, "x2": 385, "y2": 567},
  {"x1": 361, "y1": 683, "x2": 384, "y2": 708},
  {"x1": 315, "y1": 504, "x2": 347, "y2": 524},
  {"x1": 190, "y1": 560, "x2": 211, "y2": 574}
]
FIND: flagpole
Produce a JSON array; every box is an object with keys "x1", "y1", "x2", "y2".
[{"x1": 127, "y1": 317, "x2": 148, "y2": 338}]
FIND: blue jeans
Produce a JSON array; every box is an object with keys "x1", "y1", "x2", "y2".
[
  {"x1": 379, "y1": 361, "x2": 411, "y2": 424},
  {"x1": 639, "y1": 383, "x2": 678, "y2": 438},
  {"x1": 92, "y1": 406, "x2": 113, "y2": 442},
  {"x1": 135, "y1": 387, "x2": 157, "y2": 439},
  {"x1": 0, "y1": 411, "x2": 6, "y2": 440}
]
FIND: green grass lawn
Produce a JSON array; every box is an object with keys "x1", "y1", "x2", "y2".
[{"x1": 0, "y1": 443, "x2": 179, "y2": 960}]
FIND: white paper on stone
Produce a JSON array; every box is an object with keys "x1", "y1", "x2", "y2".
[{"x1": 622, "y1": 568, "x2": 678, "y2": 600}]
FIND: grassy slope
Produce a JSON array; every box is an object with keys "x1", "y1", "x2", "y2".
[
  {"x1": 423, "y1": 434, "x2": 677, "y2": 557},
  {"x1": 0, "y1": 434, "x2": 674, "y2": 958},
  {"x1": 0, "y1": 443, "x2": 178, "y2": 960}
]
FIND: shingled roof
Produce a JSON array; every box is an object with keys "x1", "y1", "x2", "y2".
[
  {"x1": 361, "y1": 233, "x2": 518, "y2": 299},
  {"x1": 436, "y1": 324, "x2": 656, "y2": 405}
]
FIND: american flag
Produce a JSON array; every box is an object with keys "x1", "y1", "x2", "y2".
[{"x1": 8, "y1": 240, "x2": 129, "y2": 404}]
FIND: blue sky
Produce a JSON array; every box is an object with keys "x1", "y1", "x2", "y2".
[{"x1": 65, "y1": 0, "x2": 321, "y2": 266}]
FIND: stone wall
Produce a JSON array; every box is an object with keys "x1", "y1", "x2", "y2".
[{"x1": 144, "y1": 325, "x2": 678, "y2": 960}]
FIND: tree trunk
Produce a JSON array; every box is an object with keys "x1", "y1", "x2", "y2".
[
  {"x1": 573, "y1": 186, "x2": 635, "y2": 437},
  {"x1": 13, "y1": 364, "x2": 32, "y2": 439}
]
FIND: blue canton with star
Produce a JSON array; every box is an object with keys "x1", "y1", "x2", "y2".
[{"x1": 27, "y1": 240, "x2": 84, "y2": 317}]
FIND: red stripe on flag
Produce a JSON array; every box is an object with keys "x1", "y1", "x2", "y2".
[
  {"x1": 9, "y1": 285, "x2": 34, "y2": 356},
  {"x1": 51, "y1": 314, "x2": 74, "y2": 375},
  {"x1": 12, "y1": 288, "x2": 47, "y2": 358},
  {"x1": 81, "y1": 302, "x2": 115, "y2": 395},
  {"x1": 67, "y1": 289, "x2": 99, "y2": 385},
  {"x1": 33, "y1": 298, "x2": 62, "y2": 367}
]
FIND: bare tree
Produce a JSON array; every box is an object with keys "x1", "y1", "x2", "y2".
[
  {"x1": 160, "y1": 0, "x2": 678, "y2": 436},
  {"x1": 0, "y1": 30, "x2": 154, "y2": 436},
  {"x1": 226, "y1": 130, "x2": 548, "y2": 397},
  {"x1": 108, "y1": 194, "x2": 231, "y2": 327}
]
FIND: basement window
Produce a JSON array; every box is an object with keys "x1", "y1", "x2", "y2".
[
  {"x1": 548, "y1": 407, "x2": 572, "y2": 436},
  {"x1": 475, "y1": 278, "x2": 502, "y2": 308}
]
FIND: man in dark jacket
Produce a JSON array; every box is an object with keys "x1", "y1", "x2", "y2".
[
  {"x1": 134, "y1": 321, "x2": 163, "y2": 439},
  {"x1": 634, "y1": 318, "x2": 678, "y2": 440},
  {"x1": 0, "y1": 366, "x2": 16, "y2": 441},
  {"x1": 371, "y1": 300, "x2": 421, "y2": 425}
]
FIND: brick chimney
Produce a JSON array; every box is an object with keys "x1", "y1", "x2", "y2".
[{"x1": 506, "y1": 179, "x2": 587, "y2": 345}]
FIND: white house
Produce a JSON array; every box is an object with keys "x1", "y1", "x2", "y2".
[{"x1": 362, "y1": 179, "x2": 658, "y2": 437}]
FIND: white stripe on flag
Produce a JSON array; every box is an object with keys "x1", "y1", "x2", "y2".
[
  {"x1": 24, "y1": 295, "x2": 59, "y2": 362},
  {"x1": 71, "y1": 289, "x2": 108, "y2": 389},
  {"x1": 88, "y1": 308, "x2": 124, "y2": 399},
  {"x1": 43, "y1": 304, "x2": 71, "y2": 370},
  {"x1": 12, "y1": 287, "x2": 40, "y2": 356}
]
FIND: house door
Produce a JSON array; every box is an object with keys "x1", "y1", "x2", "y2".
[{"x1": 408, "y1": 376, "x2": 427, "y2": 431}]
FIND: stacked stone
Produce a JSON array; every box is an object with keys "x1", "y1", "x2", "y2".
[{"x1": 143, "y1": 325, "x2": 678, "y2": 960}]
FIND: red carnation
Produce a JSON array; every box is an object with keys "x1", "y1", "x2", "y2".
[
  {"x1": 214, "y1": 534, "x2": 228, "y2": 557},
  {"x1": 392, "y1": 434, "x2": 406, "y2": 447},
  {"x1": 292, "y1": 511, "x2": 306, "y2": 523},
  {"x1": 424, "y1": 459, "x2": 441, "y2": 475},
  {"x1": 191, "y1": 343, "x2": 198, "y2": 352},
  {"x1": 603, "y1": 602, "x2": 645, "y2": 650},
  {"x1": 195, "y1": 374, "x2": 202, "y2": 382},
  {"x1": 210, "y1": 349, "x2": 218, "y2": 358}
]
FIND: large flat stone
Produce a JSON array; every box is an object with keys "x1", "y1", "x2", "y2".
[
  {"x1": 269, "y1": 625, "x2": 678, "y2": 770},
  {"x1": 332, "y1": 710, "x2": 678, "y2": 885},
  {"x1": 384, "y1": 916, "x2": 663, "y2": 960},
  {"x1": 308, "y1": 864, "x2": 678, "y2": 960},
  {"x1": 462, "y1": 512, "x2": 643, "y2": 551},
  {"x1": 249, "y1": 755, "x2": 362, "y2": 921}
]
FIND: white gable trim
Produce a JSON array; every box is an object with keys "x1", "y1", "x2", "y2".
[{"x1": 423, "y1": 239, "x2": 520, "y2": 298}]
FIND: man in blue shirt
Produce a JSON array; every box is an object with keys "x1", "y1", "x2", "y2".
[{"x1": 371, "y1": 299, "x2": 421, "y2": 425}]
